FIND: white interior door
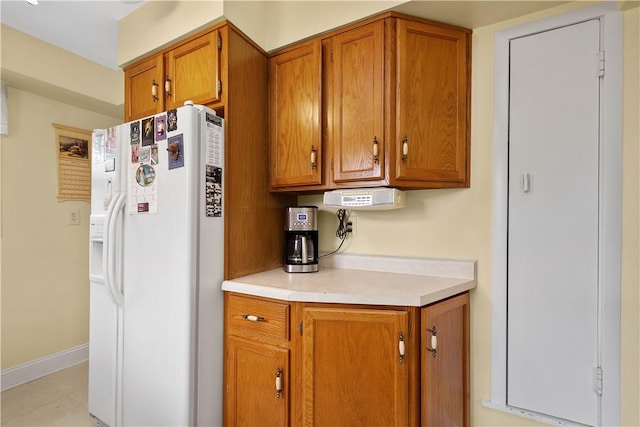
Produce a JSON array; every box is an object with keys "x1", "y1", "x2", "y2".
[{"x1": 507, "y1": 20, "x2": 601, "y2": 426}]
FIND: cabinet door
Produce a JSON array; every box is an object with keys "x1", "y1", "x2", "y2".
[
  {"x1": 302, "y1": 307, "x2": 409, "y2": 426},
  {"x1": 330, "y1": 21, "x2": 385, "y2": 183},
  {"x1": 165, "y1": 30, "x2": 221, "y2": 110},
  {"x1": 421, "y1": 292, "x2": 470, "y2": 427},
  {"x1": 124, "y1": 55, "x2": 164, "y2": 122},
  {"x1": 269, "y1": 41, "x2": 323, "y2": 188},
  {"x1": 226, "y1": 336, "x2": 289, "y2": 427},
  {"x1": 394, "y1": 20, "x2": 470, "y2": 187}
]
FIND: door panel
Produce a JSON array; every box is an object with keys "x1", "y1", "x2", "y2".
[
  {"x1": 124, "y1": 55, "x2": 164, "y2": 122},
  {"x1": 422, "y1": 293, "x2": 470, "y2": 427},
  {"x1": 165, "y1": 30, "x2": 220, "y2": 110},
  {"x1": 226, "y1": 336, "x2": 289, "y2": 427},
  {"x1": 507, "y1": 20, "x2": 600, "y2": 425},
  {"x1": 395, "y1": 20, "x2": 468, "y2": 184},
  {"x1": 302, "y1": 307, "x2": 409, "y2": 427},
  {"x1": 269, "y1": 41, "x2": 322, "y2": 188},
  {"x1": 121, "y1": 108, "x2": 201, "y2": 426},
  {"x1": 332, "y1": 21, "x2": 385, "y2": 183}
]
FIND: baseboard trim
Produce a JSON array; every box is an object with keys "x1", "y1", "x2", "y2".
[{"x1": 1, "y1": 343, "x2": 89, "y2": 391}]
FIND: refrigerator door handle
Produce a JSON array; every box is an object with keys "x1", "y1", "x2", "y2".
[
  {"x1": 102, "y1": 191, "x2": 118, "y2": 305},
  {"x1": 105, "y1": 192, "x2": 125, "y2": 307}
]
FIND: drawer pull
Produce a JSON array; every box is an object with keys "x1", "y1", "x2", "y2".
[
  {"x1": 426, "y1": 326, "x2": 437, "y2": 358},
  {"x1": 275, "y1": 368, "x2": 283, "y2": 398},
  {"x1": 242, "y1": 314, "x2": 266, "y2": 322}
]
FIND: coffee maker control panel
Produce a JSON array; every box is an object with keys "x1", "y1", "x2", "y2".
[
  {"x1": 293, "y1": 213, "x2": 312, "y2": 228},
  {"x1": 286, "y1": 207, "x2": 317, "y2": 231}
]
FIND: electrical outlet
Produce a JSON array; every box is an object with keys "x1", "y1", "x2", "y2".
[
  {"x1": 68, "y1": 209, "x2": 80, "y2": 225},
  {"x1": 347, "y1": 214, "x2": 357, "y2": 237}
]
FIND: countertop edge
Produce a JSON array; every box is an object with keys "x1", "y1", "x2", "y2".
[{"x1": 222, "y1": 275, "x2": 477, "y2": 307}]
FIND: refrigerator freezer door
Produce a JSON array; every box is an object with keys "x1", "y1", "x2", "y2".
[
  {"x1": 88, "y1": 280, "x2": 120, "y2": 427},
  {"x1": 88, "y1": 126, "x2": 123, "y2": 426}
]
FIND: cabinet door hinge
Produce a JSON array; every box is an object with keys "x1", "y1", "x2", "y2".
[
  {"x1": 598, "y1": 51, "x2": 605, "y2": 77},
  {"x1": 217, "y1": 33, "x2": 222, "y2": 50},
  {"x1": 217, "y1": 80, "x2": 222, "y2": 96},
  {"x1": 299, "y1": 321, "x2": 303, "y2": 336},
  {"x1": 594, "y1": 367, "x2": 603, "y2": 395}
]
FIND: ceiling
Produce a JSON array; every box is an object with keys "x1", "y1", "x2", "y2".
[
  {"x1": 0, "y1": 0, "x2": 146, "y2": 70},
  {"x1": 1, "y1": 0, "x2": 599, "y2": 71}
]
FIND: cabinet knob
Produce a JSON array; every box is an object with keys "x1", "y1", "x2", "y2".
[
  {"x1": 151, "y1": 80, "x2": 159, "y2": 102},
  {"x1": 310, "y1": 146, "x2": 317, "y2": 169},
  {"x1": 399, "y1": 331, "x2": 405, "y2": 363},
  {"x1": 402, "y1": 137, "x2": 408, "y2": 162},
  {"x1": 373, "y1": 136, "x2": 379, "y2": 164},
  {"x1": 275, "y1": 368, "x2": 283, "y2": 398},
  {"x1": 426, "y1": 326, "x2": 437, "y2": 358},
  {"x1": 165, "y1": 76, "x2": 172, "y2": 98}
]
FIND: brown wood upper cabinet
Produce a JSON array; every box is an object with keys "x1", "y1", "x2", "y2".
[
  {"x1": 268, "y1": 13, "x2": 471, "y2": 192},
  {"x1": 125, "y1": 28, "x2": 223, "y2": 122},
  {"x1": 269, "y1": 40, "x2": 322, "y2": 188},
  {"x1": 123, "y1": 22, "x2": 296, "y2": 280}
]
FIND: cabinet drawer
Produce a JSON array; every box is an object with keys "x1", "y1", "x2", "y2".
[{"x1": 226, "y1": 294, "x2": 290, "y2": 340}]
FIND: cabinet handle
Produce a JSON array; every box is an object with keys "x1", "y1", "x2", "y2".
[
  {"x1": 426, "y1": 326, "x2": 437, "y2": 358},
  {"x1": 275, "y1": 368, "x2": 283, "y2": 398},
  {"x1": 151, "y1": 80, "x2": 159, "y2": 102},
  {"x1": 310, "y1": 146, "x2": 317, "y2": 169},
  {"x1": 522, "y1": 172, "x2": 530, "y2": 193},
  {"x1": 165, "y1": 76, "x2": 172, "y2": 98},
  {"x1": 373, "y1": 136, "x2": 379, "y2": 164},
  {"x1": 401, "y1": 136, "x2": 408, "y2": 162},
  {"x1": 241, "y1": 314, "x2": 266, "y2": 322},
  {"x1": 398, "y1": 332, "x2": 405, "y2": 363}
]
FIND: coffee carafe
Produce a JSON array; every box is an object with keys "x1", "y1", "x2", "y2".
[{"x1": 284, "y1": 206, "x2": 318, "y2": 273}]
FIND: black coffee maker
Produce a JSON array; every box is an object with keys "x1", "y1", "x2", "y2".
[{"x1": 284, "y1": 206, "x2": 318, "y2": 273}]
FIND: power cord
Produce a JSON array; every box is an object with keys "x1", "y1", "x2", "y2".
[
  {"x1": 319, "y1": 208, "x2": 350, "y2": 258},
  {"x1": 335, "y1": 208, "x2": 348, "y2": 240}
]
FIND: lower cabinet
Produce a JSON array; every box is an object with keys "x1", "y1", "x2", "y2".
[
  {"x1": 301, "y1": 307, "x2": 411, "y2": 426},
  {"x1": 422, "y1": 292, "x2": 470, "y2": 427},
  {"x1": 226, "y1": 336, "x2": 289, "y2": 427},
  {"x1": 224, "y1": 291, "x2": 470, "y2": 426}
]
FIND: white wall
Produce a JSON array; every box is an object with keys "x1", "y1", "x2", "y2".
[{"x1": 0, "y1": 87, "x2": 120, "y2": 369}]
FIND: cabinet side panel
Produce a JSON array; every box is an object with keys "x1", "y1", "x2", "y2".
[
  {"x1": 225, "y1": 27, "x2": 296, "y2": 279},
  {"x1": 421, "y1": 292, "x2": 470, "y2": 427}
]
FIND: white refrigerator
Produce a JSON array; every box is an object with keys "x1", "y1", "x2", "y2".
[{"x1": 88, "y1": 103, "x2": 224, "y2": 426}]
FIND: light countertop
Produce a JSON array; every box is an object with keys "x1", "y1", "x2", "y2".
[{"x1": 222, "y1": 253, "x2": 477, "y2": 307}]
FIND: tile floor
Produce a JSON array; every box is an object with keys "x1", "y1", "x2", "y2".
[{"x1": 1, "y1": 362, "x2": 94, "y2": 426}]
